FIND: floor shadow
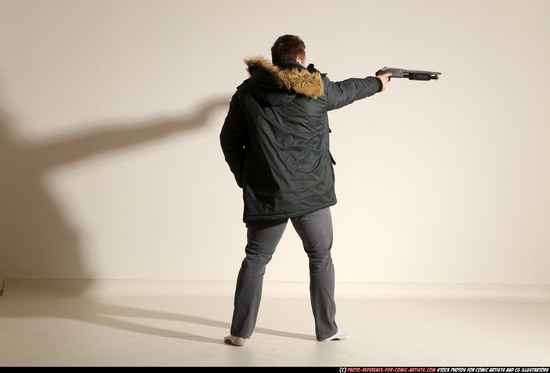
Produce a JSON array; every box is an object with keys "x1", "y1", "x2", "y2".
[
  {"x1": 0, "y1": 94, "x2": 229, "y2": 293},
  {"x1": 0, "y1": 291, "x2": 315, "y2": 345},
  {"x1": 80, "y1": 302, "x2": 315, "y2": 344}
]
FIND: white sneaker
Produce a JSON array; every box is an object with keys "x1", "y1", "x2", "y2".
[
  {"x1": 320, "y1": 331, "x2": 349, "y2": 342},
  {"x1": 224, "y1": 335, "x2": 246, "y2": 346}
]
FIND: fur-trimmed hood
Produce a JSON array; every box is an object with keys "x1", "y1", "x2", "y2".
[{"x1": 244, "y1": 57, "x2": 324, "y2": 100}]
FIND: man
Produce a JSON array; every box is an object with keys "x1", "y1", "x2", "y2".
[{"x1": 220, "y1": 34, "x2": 391, "y2": 346}]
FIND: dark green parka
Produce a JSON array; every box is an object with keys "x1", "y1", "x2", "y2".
[{"x1": 220, "y1": 57, "x2": 382, "y2": 222}]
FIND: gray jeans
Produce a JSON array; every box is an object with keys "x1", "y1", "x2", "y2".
[{"x1": 230, "y1": 207, "x2": 338, "y2": 341}]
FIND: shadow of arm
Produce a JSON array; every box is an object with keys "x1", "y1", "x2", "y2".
[{"x1": 32, "y1": 98, "x2": 229, "y2": 168}]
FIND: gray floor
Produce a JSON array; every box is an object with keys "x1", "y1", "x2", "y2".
[{"x1": 1, "y1": 279, "x2": 549, "y2": 367}]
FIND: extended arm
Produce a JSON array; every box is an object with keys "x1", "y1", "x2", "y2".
[{"x1": 324, "y1": 75, "x2": 386, "y2": 111}]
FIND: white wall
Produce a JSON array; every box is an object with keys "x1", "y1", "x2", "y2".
[{"x1": 1, "y1": 0, "x2": 549, "y2": 285}]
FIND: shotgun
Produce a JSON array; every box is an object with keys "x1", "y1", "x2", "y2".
[{"x1": 376, "y1": 67, "x2": 441, "y2": 81}]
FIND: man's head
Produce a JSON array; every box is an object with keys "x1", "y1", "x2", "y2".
[{"x1": 271, "y1": 35, "x2": 306, "y2": 66}]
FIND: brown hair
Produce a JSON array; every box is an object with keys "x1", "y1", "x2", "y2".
[{"x1": 271, "y1": 35, "x2": 306, "y2": 63}]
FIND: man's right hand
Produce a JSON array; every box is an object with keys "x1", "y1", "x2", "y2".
[{"x1": 377, "y1": 72, "x2": 392, "y2": 92}]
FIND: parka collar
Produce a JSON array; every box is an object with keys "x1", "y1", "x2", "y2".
[{"x1": 244, "y1": 57, "x2": 324, "y2": 99}]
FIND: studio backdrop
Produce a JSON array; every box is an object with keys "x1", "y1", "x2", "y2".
[{"x1": 1, "y1": 0, "x2": 549, "y2": 285}]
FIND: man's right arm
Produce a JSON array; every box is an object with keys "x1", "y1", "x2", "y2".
[{"x1": 324, "y1": 73, "x2": 391, "y2": 111}]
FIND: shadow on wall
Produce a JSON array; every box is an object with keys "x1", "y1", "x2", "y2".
[{"x1": 0, "y1": 94, "x2": 229, "y2": 294}]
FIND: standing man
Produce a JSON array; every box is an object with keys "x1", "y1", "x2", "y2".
[{"x1": 220, "y1": 34, "x2": 390, "y2": 346}]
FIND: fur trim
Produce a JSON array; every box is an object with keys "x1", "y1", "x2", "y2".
[{"x1": 245, "y1": 57, "x2": 324, "y2": 99}]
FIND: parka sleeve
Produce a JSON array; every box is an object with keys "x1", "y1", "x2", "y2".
[
  {"x1": 323, "y1": 76, "x2": 383, "y2": 111},
  {"x1": 220, "y1": 93, "x2": 247, "y2": 188}
]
